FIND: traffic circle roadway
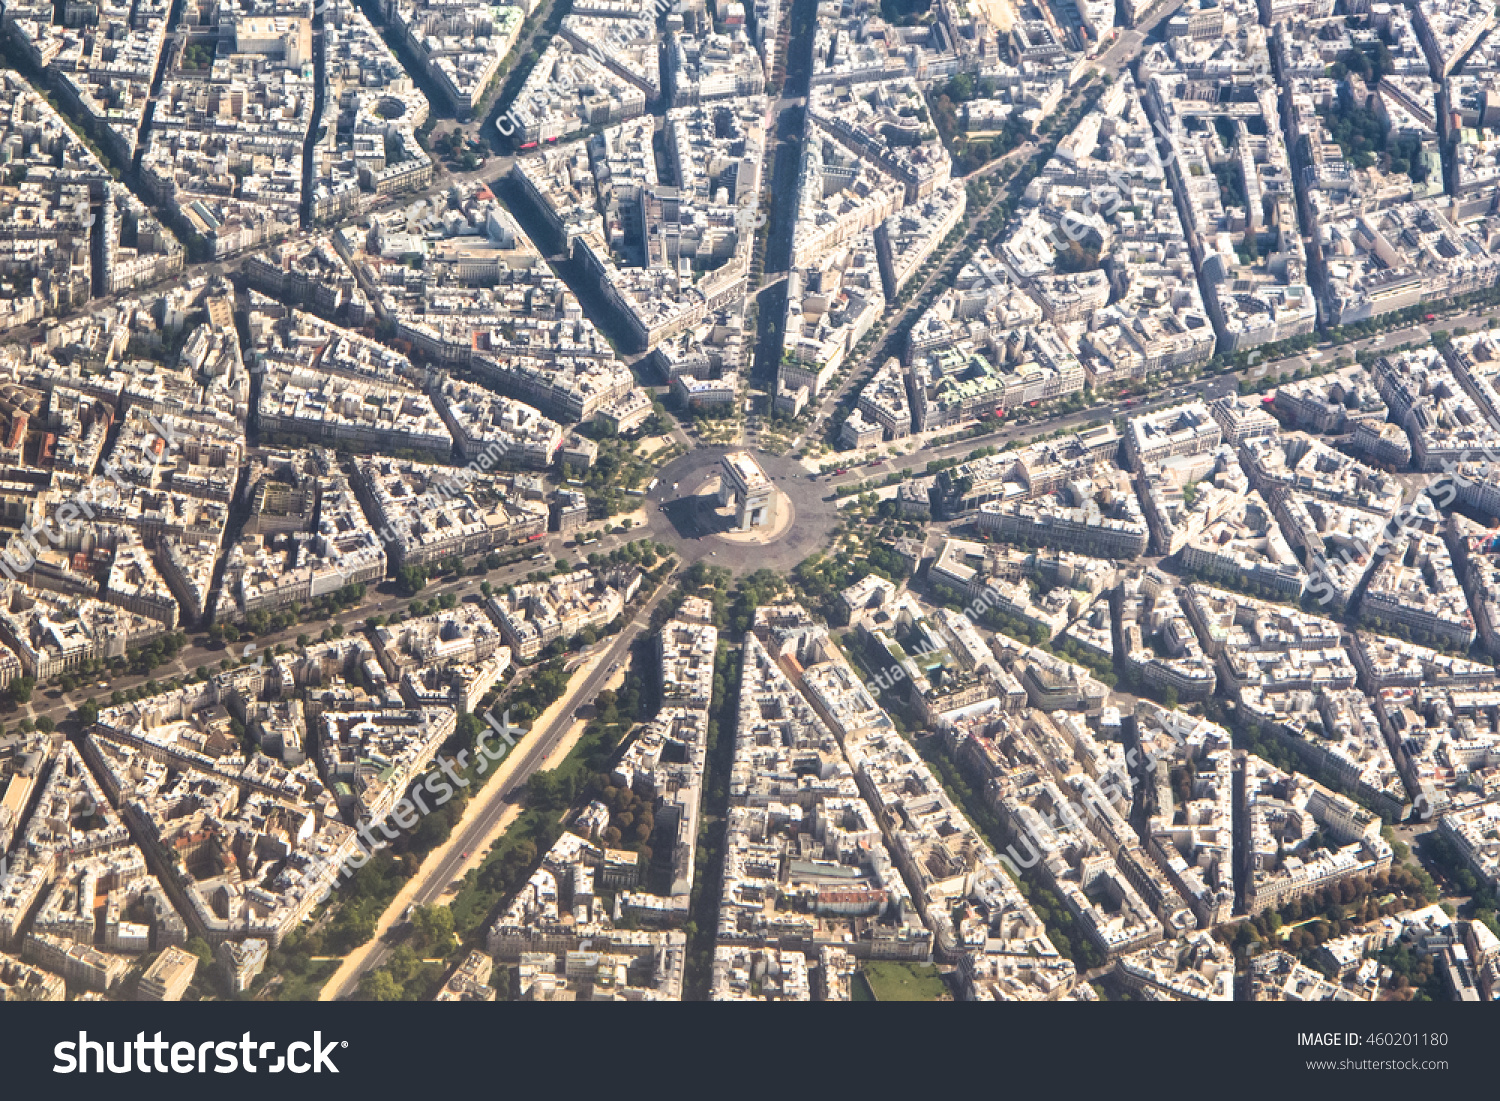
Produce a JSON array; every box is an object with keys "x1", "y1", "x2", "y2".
[{"x1": 639, "y1": 445, "x2": 841, "y2": 575}]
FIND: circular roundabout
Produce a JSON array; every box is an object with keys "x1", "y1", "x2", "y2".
[{"x1": 638, "y1": 444, "x2": 841, "y2": 574}]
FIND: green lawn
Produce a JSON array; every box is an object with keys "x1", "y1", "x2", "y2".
[
  {"x1": 261, "y1": 959, "x2": 339, "y2": 1002},
  {"x1": 859, "y1": 961, "x2": 950, "y2": 1002}
]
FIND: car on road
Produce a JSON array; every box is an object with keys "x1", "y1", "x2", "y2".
[{"x1": 461, "y1": 851, "x2": 469, "y2": 859}]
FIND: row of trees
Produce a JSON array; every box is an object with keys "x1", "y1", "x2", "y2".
[
  {"x1": 0, "y1": 713, "x2": 53, "y2": 738},
  {"x1": 1015, "y1": 876, "x2": 1107, "y2": 972},
  {"x1": 1422, "y1": 831, "x2": 1500, "y2": 936},
  {"x1": 4, "y1": 675, "x2": 34, "y2": 708},
  {"x1": 53, "y1": 655, "x2": 112, "y2": 693},
  {"x1": 406, "y1": 591, "x2": 459, "y2": 617},
  {"x1": 397, "y1": 563, "x2": 429, "y2": 596},
  {"x1": 356, "y1": 944, "x2": 445, "y2": 1002},
  {"x1": 680, "y1": 637, "x2": 740, "y2": 995},
  {"x1": 209, "y1": 587, "x2": 368, "y2": 645},
  {"x1": 503, "y1": 657, "x2": 571, "y2": 724}
]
